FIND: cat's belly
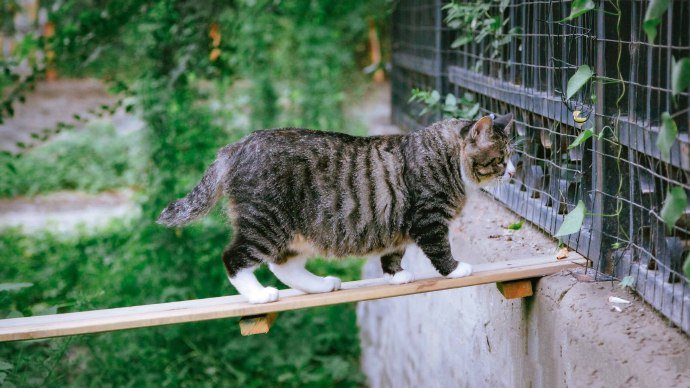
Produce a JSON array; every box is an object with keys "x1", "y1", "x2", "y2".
[{"x1": 288, "y1": 233, "x2": 411, "y2": 259}]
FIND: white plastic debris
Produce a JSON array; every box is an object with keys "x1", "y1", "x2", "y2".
[
  {"x1": 611, "y1": 305, "x2": 622, "y2": 312},
  {"x1": 608, "y1": 296, "x2": 631, "y2": 304}
]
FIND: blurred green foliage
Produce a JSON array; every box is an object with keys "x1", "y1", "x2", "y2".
[
  {"x1": 0, "y1": 223, "x2": 366, "y2": 386},
  {"x1": 1, "y1": 0, "x2": 390, "y2": 385},
  {"x1": 0, "y1": 122, "x2": 146, "y2": 197}
]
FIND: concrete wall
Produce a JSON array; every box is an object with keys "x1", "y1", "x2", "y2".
[{"x1": 357, "y1": 192, "x2": 690, "y2": 388}]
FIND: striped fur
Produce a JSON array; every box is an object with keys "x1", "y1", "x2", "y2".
[{"x1": 158, "y1": 114, "x2": 513, "y2": 290}]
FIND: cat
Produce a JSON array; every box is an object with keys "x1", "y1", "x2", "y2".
[{"x1": 157, "y1": 113, "x2": 515, "y2": 303}]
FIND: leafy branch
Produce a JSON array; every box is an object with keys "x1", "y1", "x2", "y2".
[
  {"x1": 443, "y1": 0, "x2": 520, "y2": 68},
  {"x1": 409, "y1": 89, "x2": 480, "y2": 119}
]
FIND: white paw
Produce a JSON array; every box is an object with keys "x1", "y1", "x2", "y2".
[
  {"x1": 324, "y1": 276, "x2": 342, "y2": 291},
  {"x1": 447, "y1": 262, "x2": 473, "y2": 278},
  {"x1": 385, "y1": 270, "x2": 415, "y2": 285},
  {"x1": 245, "y1": 286, "x2": 279, "y2": 304}
]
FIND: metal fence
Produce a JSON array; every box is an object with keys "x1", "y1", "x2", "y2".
[{"x1": 391, "y1": 0, "x2": 690, "y2": 334}]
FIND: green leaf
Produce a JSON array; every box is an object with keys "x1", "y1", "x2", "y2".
[
  {"x1": 568, "y1": 128, "x2": 594, "y2": 149},
  {"x1": 451, "y1": 35, "x2": 473, "y2": 48},
  {"x1": 619, "y1": 275, "x2": 635, "y2": 289},
  {"x1": 555, "y1": 200, "x2": 586, "y2": 237},
  {"x1": 465, "y1": 103, "x2": 480, "y2": 118},
  {"x1": 507, "y1": 220, "x2": 523, "y2": 230},
  {"x1": 671, "y1": 57, "x2": 690, "y2": 96},
  {"x1": 0, "y1": 283, "x2": 33, "y2": 292},
  {"x1": 683, "y1": 252, "x2": 690, "y2": 281},
  {"x1": 561, "y1": 0, "x2": 595, "y2": 22},
  {"x1": 6, "y1": 162, "x2": 17, "y2": 175},
  {"x1": 0, "y1": 361, "x2": 12, "y2": 371},
  {"x1": 566, "y1": 65, "x2": 593, "y2": 100},
  {"x1": 444, "y1": 93, "x2": 457, "y2": 109},
  {"x1": 656, "y1": 112, "x2": 677, "y2": 161},
  {"x1": 408, "y1": 89, "x2": 420, "y2": 103},
  {"x1": 429, "y1": 90, "x2": 441, "y2": 105},
  {"x1": 643, "y1": 0, "x2": 670, "y2": 43},
  {"x1": 660, "y1": 187, "x2": 687, "y2": 233}
]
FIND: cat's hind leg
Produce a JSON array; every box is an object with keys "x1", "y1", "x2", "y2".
[
  {"x1": 222, "y1": 243, "x2": 279, "y2": 304},
  {"x1": 269, "y1": 256, "x2": 341, "y2": 294},
  {"x1": 381, "y1": 250, "x2": 415, "y2": 285}
]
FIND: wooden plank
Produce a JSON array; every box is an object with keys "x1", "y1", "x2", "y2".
[
  {"x1": 0, "y1": 254, "x2": 587, "y2": 342},
  {"x1": 496, "y1": 279, "x2": 534, "y2": 299},
  {"x1": 239, "y1": 313, "x2": 278, "y2": 336}
]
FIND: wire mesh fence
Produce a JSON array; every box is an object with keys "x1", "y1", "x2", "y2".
[{"x1": 391, "y1": 0, "x2": 690, "y2": 334}]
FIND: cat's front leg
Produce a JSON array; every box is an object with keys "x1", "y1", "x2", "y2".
[
  {"x1": 381, "y1": 250, "x2": 415, "y2": 284},
  {"x1": 410, "y1": 220, "x2": 472, "y2": 278}
]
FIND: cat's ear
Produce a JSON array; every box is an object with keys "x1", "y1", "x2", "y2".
[
  {"x1": 493, "y1": 113, "x2": 514, "y2": 131},
  {"x1": 468, "y1": 115, "x2": 493, "y2": 140}
]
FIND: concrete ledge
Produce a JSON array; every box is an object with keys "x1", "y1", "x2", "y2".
[{"x1": 357, "y1": 193, "x2": 690, "y2": 388}]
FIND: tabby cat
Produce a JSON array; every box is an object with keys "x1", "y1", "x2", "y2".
[{"x1": 158, "y1": 113, "x2": 515, "y2": 303}]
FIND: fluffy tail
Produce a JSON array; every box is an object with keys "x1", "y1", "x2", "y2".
[{"x1": 157, "y1": 155, "x2": 230, "y2": 227}]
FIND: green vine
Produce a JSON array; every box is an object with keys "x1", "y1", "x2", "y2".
[
  {"x1": 413, "y1": 0, "x2": 690, "y2": 281},
  {"x1": 409, "y1": 88, "x2": 480, "y2": 119},
  {"x1": 560, "y1": 0, "x2": 689, "y2": 281},
  {"x1": 443, "y1": 0, "x2": 521, "y2": 72}
]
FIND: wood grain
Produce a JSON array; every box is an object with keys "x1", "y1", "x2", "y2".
[
  {"x1": 496, "y1": 279, "x2": 534, "y2": 299},
  {"x1": 0, "y1": 254, "x2": 587, "y2": 341},
  {"x1": 239, "y1": 313, "x2": 278, "y2": 336}
]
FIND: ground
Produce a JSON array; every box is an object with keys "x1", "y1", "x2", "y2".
[{"x1": 357, "y1": 83, "x2": 690, "y2": 388}]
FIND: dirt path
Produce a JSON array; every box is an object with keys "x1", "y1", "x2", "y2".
[
  {"x1": 0, "y1": 190, "x2": 139, "y2": 233},
  {"x1": 0, "y1": 78, "x2": 144, "y2": 233}
]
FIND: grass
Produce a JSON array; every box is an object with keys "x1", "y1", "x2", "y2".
[
  {"x1": 0, "y1": 64, "x2": 374, "y2": 387},
  {"x1": 0, "y1": 219, "x2": 366, "y2": 387},
  {"x1": 0, "y1": 121, "x2": 147, "y2": 198}
]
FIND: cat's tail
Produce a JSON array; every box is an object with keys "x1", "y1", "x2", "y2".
[{"x1": 156, "y1": 147, "x2": 233, "y2": 227}]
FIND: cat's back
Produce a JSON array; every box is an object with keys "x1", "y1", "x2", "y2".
[
  {"x1": 230, "y1": 127, "x2": 403, "y2": 171},
  {"x1": 226, "y1": 127, "x2": 410, "y2": 255},
  {"x1": 239, "y1": 127, "x2": 372, "y2": 157}
]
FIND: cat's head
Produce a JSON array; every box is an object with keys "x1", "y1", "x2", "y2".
[{"x1": 459, "y1": 113, "x2": 515, "y2": 187}]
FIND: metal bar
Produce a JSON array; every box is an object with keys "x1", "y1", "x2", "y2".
[
  {"x1": 593, "y1": 0, "x2": 607, "y2": 273},
  {"x1": 434, "y1": 0, "x2": 443, "y2": 93}
]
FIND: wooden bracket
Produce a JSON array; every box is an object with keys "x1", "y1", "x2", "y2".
[
  {"x1": 239, "y1": 313, "x2": 278, "y2": 336},
  {"x1": 496, "y1": 279, "x2": 534, "y2": 299}
]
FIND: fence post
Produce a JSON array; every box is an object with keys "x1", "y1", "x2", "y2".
[
  {"x1": 593, "y1": 0, "x2": 608, "y2": 274},
  {"x1": 434, "y1": 0, "x2": 443, "y2": 95}
]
